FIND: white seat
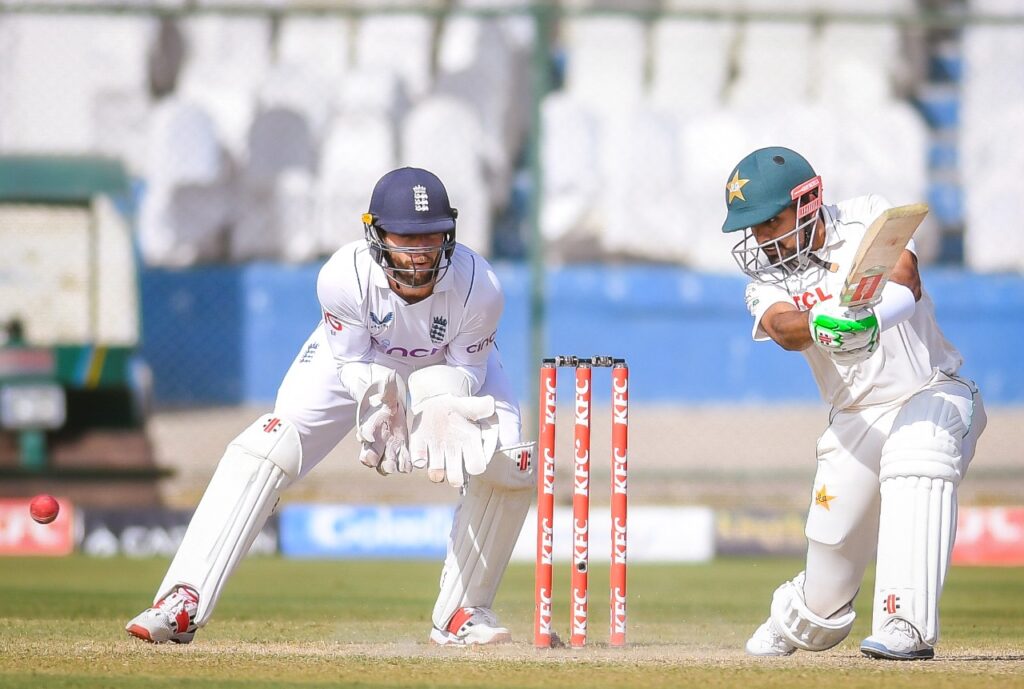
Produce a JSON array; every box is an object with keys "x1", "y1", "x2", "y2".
[
  {"x1": 178, "y1": 16, "x2": 271, "y2": 158},
  {"x1": 539, "y1": 93, "x2": 604, "y2": 252},
  {"x1": 138, "y1": 98, "x2": 232, "y2": 267},
  {"x1": 0, "y1": 14, "x2": 154, "y2": 169},
  {"x1": 317, "y1": 114, "x2": 398, "y2": 254},
  {"x1": 650, "y1": 18, "x2": 736, "y2": 114},
  {"x1": 729, "y1": 21, "x2": 815, "y2": 107},
  {"x1": 816, "y1": 23, "x2": 902, "y2": 107},
  {"x1": 563, "y1": 16, "x2": 647, "y2": 118},
  {"x1": 436, "y1": 15, "x2": 530, "y2": 208},
  {"x1": 354, "y1": 13, "x2": 435, "y2": 102},
  {"x1": 230, "y1": 106, "x2": 317, "y2": 262},
  {"x1": 276, "y1": 15, "x2": 351, "y2": 87},
  {"x1": 400, "y1": 96, "x2": 492, "y2": 256},
  {"x1": 962, "y1": 107, "x2": 1024, "y2": 272},
  {"x1": 602, "y1": 105, "x2": 688, "y2": 262}
]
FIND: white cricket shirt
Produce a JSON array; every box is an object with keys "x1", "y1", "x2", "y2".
[
  {"x1": 745, "y1": 195, "x2": 963, "y2": 410},
  {"x1": 316, "y1": 240, "x2": 503, "y2": 394}
]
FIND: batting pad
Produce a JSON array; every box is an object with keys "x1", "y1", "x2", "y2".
[
  {"x1": 431, "y1": 445, "x2": 535, "y2": 629},
  {"x1": 873, "y1": 475, "x2": 955, "y2": 645},
  {"x1": 156, "y1": 415, "x2": 303, "y2": 625},
  {"x1": 770, "y1": 571, "x2": 856, "y2": 652}
]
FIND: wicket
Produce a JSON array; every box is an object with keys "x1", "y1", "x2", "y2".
[{"x1": 534, "y1": 355, "x2": 628, "y2": 649}]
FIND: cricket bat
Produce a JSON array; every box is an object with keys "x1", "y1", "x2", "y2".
[{"x1": 839, "y1": 203, "x2": 929, "y2": 309}]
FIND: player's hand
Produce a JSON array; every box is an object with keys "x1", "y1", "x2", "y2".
[
  {"x1": 355, "y1": 370, "x2": 411, "y2": 475},
  {"x1": 409, "y1": 394, "x2": 499, "y2": 488},
  {"x1": 809, "y1": 301, "x2": 879, "y2": 364}
]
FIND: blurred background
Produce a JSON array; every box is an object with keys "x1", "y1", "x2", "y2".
[{"x1": 0, "y1": 0, "x2": 1021, "y2": 565}]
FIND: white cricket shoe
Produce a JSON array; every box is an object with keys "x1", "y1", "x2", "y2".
[
  {"x1": 745, "y1": 616, "x2": 797, "y2": 657},
  {"x1": 125, "y1": 586, "x2": 199, "y2": 644},
  {"x1": 429, "y1": 607, "x2": 512, "y2": 646},
  {"x1": 860, "y1": 618, "x2": 935, "y2": 660}
]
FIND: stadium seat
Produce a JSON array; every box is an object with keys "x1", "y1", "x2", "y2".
[
  {"x1": 539, "y1": 93, "x2": 604, "y2": 255},
  {"x1": 601, "y1": 106, "x2": 689, "y2": 262},
  {"x1": 960, "y1": 2, "x2": 1024, "y2": 271},
  {"x1": 649, "y1": 17, "x2": 736, "y2": 114},
  {"x1": 436, "y1": 15, "x2": 531, "y2": 209},
  {"x1": 355, "y1": 13, "x2": 436, "y2": 102},
  {"x1": 317, "y1": 114, "x2": 398, "y2": 254},
  {"x1": 178, "y1": 16, "x2": 272, "y2": 158},
  {"x1": 562, "y1": 15, "x2": 647, "y2": 118},
  {"x1": 231, "y1": 107, "x2": 317, "y2": 262},
  {"x1": 729, "y1": 20, "x2": 816, "y2": 107},
  {"x1": 138, "y1": 99, "x2": 232, "y2": 267},
  {"x1": 0, "y1": 14, "x2": 155, "y2": 170},
  {"x1": 401, "y1": 96, "x2": 493, "y2": 256}
]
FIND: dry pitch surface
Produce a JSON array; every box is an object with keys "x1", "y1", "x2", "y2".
[{"x1": 1, "y1": 556, "x2": 1021, "y2": 689}]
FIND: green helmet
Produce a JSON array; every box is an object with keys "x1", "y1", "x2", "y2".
[{"x1": 722, "y1": 146, "x2": 818, "y2": 233}]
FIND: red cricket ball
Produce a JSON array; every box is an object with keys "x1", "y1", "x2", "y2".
[{"x1": 29, "y1": 494, "x2": 60, "y2": 524}]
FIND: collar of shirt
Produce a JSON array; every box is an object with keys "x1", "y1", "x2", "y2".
[{"x1": 370, "y1": 259, "x2": 455, "y2": 293}]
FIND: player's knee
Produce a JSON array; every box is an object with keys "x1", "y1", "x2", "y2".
[
  {"x1": 880, "y1": 428, "x2": 961, "y2": 484},
  {"x1": 770, "y1": 572, "x2": 856, "y2": 652},
  {"x1": 226, "y1": 414, "x2": 304, "y2": 481},
  {"x1": 475, "y1": 442, "x2": 536, "y2": 491}
]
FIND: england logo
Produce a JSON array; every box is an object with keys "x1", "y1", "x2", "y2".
[
  {"x1": 413, "y1": 185, "x2": 429, "y2": 212},
  {"x1": 430, "y1": 316, "x2": 447, "y2": 344}
]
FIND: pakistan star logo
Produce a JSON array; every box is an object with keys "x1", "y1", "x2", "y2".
[
  {"x1": 815, "y1": 484, "x2": 836, "y2": 511},
  {"x1": 727, "y1": 169, "x2": 749, "y2": 204}
]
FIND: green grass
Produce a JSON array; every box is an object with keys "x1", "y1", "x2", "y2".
[{"x1": 0, "y1": 556, "x2": 1021, "y2": 688}]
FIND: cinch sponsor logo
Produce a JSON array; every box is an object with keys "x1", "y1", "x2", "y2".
[
  {"x1": 467, "y1": 330, "x2": 497, "y2": 354},
  {"x1": 792, "y1": 287, "x2": 833, "y2": 310},
  {"x1": 373, "y1": 341, "x2": 442, "y2": 358}
]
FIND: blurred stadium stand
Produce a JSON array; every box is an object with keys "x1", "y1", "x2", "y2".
[
  {"x1": 1, "y1": 0, "x2": 1023, "y2": 413},
  {"x1": 2, "y1": 1, "x2": 1021, "y2": 269}
]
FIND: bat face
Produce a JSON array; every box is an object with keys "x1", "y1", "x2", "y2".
[{"x1": 839, "y1": 203, "x2": 929, "y2": 309}]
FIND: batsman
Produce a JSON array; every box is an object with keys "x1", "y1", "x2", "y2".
[
  {"x1": 126, "y1": 167, "x2": 535, "y2": 646},
  {"x1": 722, "y1": 146, "x2": 987, "y2": 660}
]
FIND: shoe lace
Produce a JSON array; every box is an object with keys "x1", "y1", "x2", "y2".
[
  {"x1": 155, "y1": 586, "x2": 198, "y2": 616},
  {"x1": 887, "y1": 618, "x2": 920, "y2": 640},
  {"x1": 470, "y1": 607, "x2": 500, "y2": 627}
]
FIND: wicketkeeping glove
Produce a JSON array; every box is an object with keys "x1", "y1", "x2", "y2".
[
  {"x1": 354, "y1": 369, "x2": 411, "y2": 475},
  {"x1": 410, "y1": 394, "x2": 499, "y2": 488},
  {"x1": 809, "y1": 301, "x2": 880, "y2": 366},
  {"x1": 406, "y1": 365, "x2": 500, "y2": 489}
]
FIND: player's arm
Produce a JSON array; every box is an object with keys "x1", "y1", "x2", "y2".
[
  {"x1": 760, "y1": 302, "x2": 814, "y2": 351},
  {"x1": 317, "y1": 258, "x2": 412, "y2": 474},
  {"x1": 889, "y1": 249, "x2": 922, "y2": 301},
  {"x1": 443, "y1": 264, "x2": 504, "y2": 392}
]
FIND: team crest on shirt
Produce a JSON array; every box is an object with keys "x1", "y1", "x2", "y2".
[
  {"x1": 815, "y1": 484, "x2": 836, "y2": 511},
  {"x1": 369, "y1": 311, "x2": 394, "y2": 335},
  {"x1": 430, "y1": 316, "x2": 448, "y2": 344}
]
